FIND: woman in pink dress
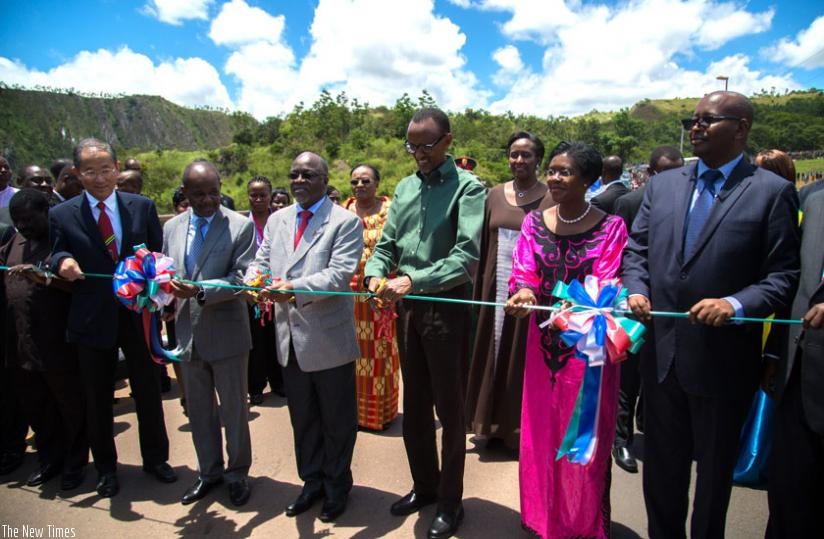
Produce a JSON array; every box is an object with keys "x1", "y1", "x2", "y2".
[{"x1": 506, "y1": 141, "x2": 627, "y2": 538}]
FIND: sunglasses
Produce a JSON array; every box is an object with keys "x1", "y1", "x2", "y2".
[
  {"x1": 350, "y1": 178, "x2": 373, "y2": 186},
  {"x1": 680, "y1": 115, "x2": 741, "y2": 130}
]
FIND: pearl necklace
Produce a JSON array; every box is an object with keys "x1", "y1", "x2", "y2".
[
  {"x1": 513, "y1": 180, "x2": 539, "y2": 199},
  {"x1": 557, "y1": 202, "x2": 592, "y2": 224}
]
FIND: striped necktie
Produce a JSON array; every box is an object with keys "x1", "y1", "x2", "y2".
[
  {"x1": 96, "y1": 201, "x2": 118, "y2": 262},
  {"x1": 684, "y1": 169, "x2": 722, "y2": 257}
]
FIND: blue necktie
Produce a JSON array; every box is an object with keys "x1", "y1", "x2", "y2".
[
  {"x1": 684, "y1": 169, "x2": 722, "y2": 257},
  {"x1": 185, "y1": 216, "x2": 207, "y2": 275}
]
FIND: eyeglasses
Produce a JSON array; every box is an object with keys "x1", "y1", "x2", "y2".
[
  {"x1": 546, "y1": 168, "x2": 575, "y2": 178},
  {"x1": 79, "y1": 167, "x2": 116, "y2": 180},
  {"x1": 404, "y1": 134, "x2": 447, "y2": 155},
  {"x1": 288, "y1": 170, "x2": 322, "y2": 181},
  {"x1": 350, "y1": 178, "x2": 372, "y2": 186},
  {"x1": 680, "y1": 115, "x2": 741, "y2": 130}
]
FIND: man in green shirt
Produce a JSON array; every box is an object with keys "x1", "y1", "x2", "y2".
[{"x1": 364, "y1": 108, "x2": 485, "y2": 539}]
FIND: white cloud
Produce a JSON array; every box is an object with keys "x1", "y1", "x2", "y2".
[
  {"x1": 765, "y1": 16, "x2": 824, "y2": 69},
  {"x1": 210, "y1": 0, "x2": 491, "y2": 119},
  {"x1": 209, "y1": 0, "x2": 286, "y2": 46},
  {"x1": 0, "y1": 47, "x2": 232, "y2": 110},
  {"x1": 491, "y1": 45, "x2": 524, "y2": 86},
  {"x1": 142, "y1": 0, "x2": 213, "y2": 25},
  {"x1": 473, "y1": 0, "x2": 796, "y2": 117}
]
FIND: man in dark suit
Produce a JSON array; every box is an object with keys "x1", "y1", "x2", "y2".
[
  {"x1": 164, "y1": 160, "x2": 256, "y2": 506},
  {"x1": 590, "y1": 155, "x2": 628, "y2": 213},
  {"x1": 246, "y1": 152, "x2": 363, "y2": 523},
  {"x1": 50, "y1": 138, "x2": 176, "y2": 497},
  {"x1": 612, "y1": 146, "x2": 683, "y2": 474},
  {"x1": 765, "y1": 190, "x2": 824, "y2": 537},
  {"x1": 622, "y1": 92, "x2": 800, "y2": 539}
]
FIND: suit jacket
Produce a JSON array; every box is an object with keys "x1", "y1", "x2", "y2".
[
  {"x1": 49, "y1": 191, "x2": 163, "y2": 348},
  {"x1": 591, "y1": 181, "x2": 630, "y2": 214},
  {"x1": 613, "y1": 184, "x2": 646, "y2": 228},
  {"x1": 163, "y1": 207, "x2": 255, "y2": 362},
  {"x1": 249, "y1": 198, "x2": 363, "y2": 372},
  {"x1": 799, "y1": 179, "x2": 824, "y2": 210},
  {"x1": 622, "y1": 160, "x2": 800, "y2": 397},
  {"x1": 774, "y1": 190, "x2": 824, "y2": 432}
]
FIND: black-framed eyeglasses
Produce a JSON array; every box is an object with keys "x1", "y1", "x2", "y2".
[
  {"x1": 404, "y1": 134, "x2": 447, "y2": 155},
  {"x1": 79, "y1": 167, "x2": 116, "y2": 180},
  {"x1": 350, "y1": 178, "x2": 372, "y2": 186},
  {"x1": 288, "y1": 170, "x2": 322, "y2": 181},
  {"x1": 680, "y1": 115, "x2": 741, "y2": 130}
]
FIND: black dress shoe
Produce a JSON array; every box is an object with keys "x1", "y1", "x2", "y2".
[
  {"x1": 181, "y1": 478, "x2": 222, "y2": 505},
  {"x1": 613, "y1": 446, "x2": 639, "y2": 473},
  {"x1": 428, "y1": 505, "x2": 464, "y2": 539},
  {"x1": 228, "y1": 478, "x2": 251, "y2": 507},
  {"x1": 26, "y1": 463, "x2": 62, "y2": 486},
  {"x1": 60, "y1": 468, "x2": 86, "y2": 491},
  {"x1": 96, "y1": 473, "x2": 119, "y2": 497},
  {"x1": 285, "y1": 490, "x2": 323, "y2": 517},
  {"x1": 0, "y1": 451, "x2": 24, "y2": 475},
  {"x1": 319, "y1": 496, "x2": 347, "y2": 522},
  {"x1": 390, "y1": 490, "x2": 437, "y2": 516},
  {"x1": 143, "y1": 462, "x2": 178, "y2": 483}
]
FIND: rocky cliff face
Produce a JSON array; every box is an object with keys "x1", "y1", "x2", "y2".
[{"x1": 0, "y1": 88, "x2": 236, "y2": 167}]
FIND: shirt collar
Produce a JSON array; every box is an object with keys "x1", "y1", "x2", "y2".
[
  {"x1": 86, "y1": 190, "x2": 118, "y2": 211},
  {"x1": 190, "y1": 208, "x2": 217, "y2": 224},
  {"x1": 697, "y1": 153, "x2": 744, "y2": 182},
  {"x1": 297, "y1": 196, "x2": 327, "y2": 214},
  {"x1": 416, "y1": 156, "x2": 457, "y2": 184}
]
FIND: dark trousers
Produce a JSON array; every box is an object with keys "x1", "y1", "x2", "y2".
[
  {"x1": 247, "y1": 308, "x2": 282, "y2": 395},
  {"x1": 0, "y1": 364, "x2": 27, "y2": 456},
  {"x1": 17, "y1": 367, "x2": 88, "y2": 472},
  {"x1": 615, "y1": 350, "x2": 642, "y2": 448},
  {"x1": 643, "y1": 368, "x2": 753, "y2": 539},
  {"x1": 396, "y1": 296, "x2": 470, "y2": 511},
  {"x1": 283, "y1": 352, "x2": 356, "y2": 502},
  {"x1": 766, "y1": 357, "x2": 824, "y2": 538},
  {"x1": 77, "y1": 307, "x2": 169, "y2": 474}
]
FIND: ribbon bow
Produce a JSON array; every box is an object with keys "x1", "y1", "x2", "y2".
[
  {"x1": 539, "y1": 276, "x2": 645, "y2": 465},
  {"x1": 113, "y1": 244, "x2": 180, "y2": 364}
]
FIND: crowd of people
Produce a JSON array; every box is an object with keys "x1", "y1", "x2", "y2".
[{"x1": 0, "y1": 92, "x2": 822, "y2": 539}]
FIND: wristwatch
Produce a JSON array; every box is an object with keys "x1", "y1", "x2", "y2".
[{"x1": 195, "y1": 286, "x2": 206, "y2": 305}]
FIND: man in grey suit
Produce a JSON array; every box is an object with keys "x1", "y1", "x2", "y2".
[
  {"x1": 623, "y1": 91, "x2": 800, "y2": 538},
  {"x1": 165, "y1": 160, "x2": 256, "y2": 506},
  {"x1": 246, "y1": 151, "x2": 363, "y2": 522},
  {"x1": 766, "y1": 189, "x2": 824, "y2": 537}
]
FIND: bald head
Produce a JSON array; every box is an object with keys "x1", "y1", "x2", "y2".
[
  {"x1": 601, "y1": 156, "x2": 623, "y2": 183},
  {"x1": 182, "y1": 159, "x2": 221, "y2": 217},
  {"x1": 290, "y1": 152, "x2": 329, "y2": 207}
]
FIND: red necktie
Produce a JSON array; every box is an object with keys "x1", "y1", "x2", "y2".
[
  {"x1": 97, "y1": 201, "x2": 118, "y2": 261},
  {"x1": 294, "y1": 210, "x2": 313, "y2": 248}
]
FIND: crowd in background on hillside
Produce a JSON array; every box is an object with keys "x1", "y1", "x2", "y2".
[{"x1": 1, "y1": 92, "x2": 824, "y2": 539}]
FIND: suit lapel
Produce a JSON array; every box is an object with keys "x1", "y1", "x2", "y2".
[
  {"x1": 289, "y1": 199, "x2": 331, "y2": 265},
  {"x1": 116, "y1": 192, "x2": 134, "y2": 258}
]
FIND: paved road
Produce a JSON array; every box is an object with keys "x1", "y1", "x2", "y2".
[{"x1": 0, "y1": 380, "x2": 768, "y2": 538}]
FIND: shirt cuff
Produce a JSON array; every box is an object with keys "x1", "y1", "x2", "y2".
[{"x1": 723, "y1": 296, "x2": 743, "y2": 323}]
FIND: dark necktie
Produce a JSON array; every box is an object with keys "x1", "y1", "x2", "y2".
[
  {"x1": 185, "y1": 216, "x2": 207, "y2": 275},
  {"x1": 294, "y1": 210, "x2": 313, "y2": 248},
  {"x1": 96, "y1": 201, "x2": 118, "y2": 262},
  {"x1": 684, "y1": 169, "x2": 722, "y2": 256}
]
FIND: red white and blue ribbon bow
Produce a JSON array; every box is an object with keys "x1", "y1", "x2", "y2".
[
  {"x1": 113, "y1": 244, "x2": 181, "y2": 364},
  {"x1": 540, "y1": 276, "x2": 645, "y2": 465}
]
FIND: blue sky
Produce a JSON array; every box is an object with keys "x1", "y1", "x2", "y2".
[{"x1": 1, "y1": 0, "x2": 822, "y2": 119}]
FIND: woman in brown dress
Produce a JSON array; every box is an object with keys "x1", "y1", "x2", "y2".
[
  {"x1": 344, "y1": 164, "x2": 400, "y2": 430},
  {"x1": 465, "y1": 131, "x2": 554, "y2": 453}
]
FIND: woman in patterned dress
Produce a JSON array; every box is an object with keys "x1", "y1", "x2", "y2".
[
  {"x1": 506, "y1": 142, "x2": 627, "y2": 538},
  {"x1": 344, "y1": 164, "x2": 400, "y2": 431}
]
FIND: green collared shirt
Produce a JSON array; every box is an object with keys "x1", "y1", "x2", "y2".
[{"x1": 364, "y1": 156, "x2": 486, "y2": 294}]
